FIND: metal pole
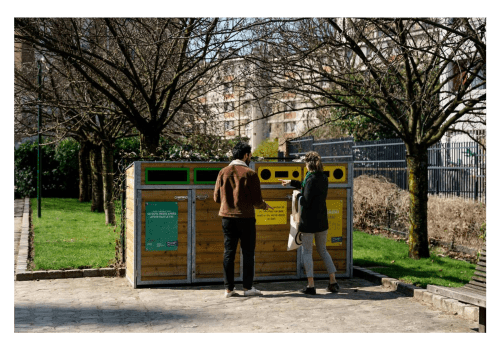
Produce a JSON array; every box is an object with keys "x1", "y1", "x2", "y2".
[
  {"x1": 121, "y1": 159, "x2": 126, "y2": 264},
  {"x1": 37, "y1": 60, "x2": 42, "y2": 218}
]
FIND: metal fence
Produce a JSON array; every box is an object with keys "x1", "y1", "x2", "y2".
[{"x1": 287, "y1": 136, "x2": 486, "y2": 202}]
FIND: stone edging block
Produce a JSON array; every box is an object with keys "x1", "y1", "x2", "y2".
[
  {"x1": 15, "y1": 198, "x2": 31, "y2": 276},
  {"x1": 16, "y1": 267, "x2": 125, "y2": 281},
  {"x1": 353, "y1": 266, "x2": 478, "y2": 322}
]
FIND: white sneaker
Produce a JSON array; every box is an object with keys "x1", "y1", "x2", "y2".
[
  {"x1": 224, "y1": 290, "x2": 239, "y2": 298},
  {"x1": 243, "y1": 287, "x2": 263, "y2": 296}
]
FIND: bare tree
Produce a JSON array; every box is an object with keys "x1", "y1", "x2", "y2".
[
  {"x1": 419, "y1": 18, "x2": 486, "y2": 148},
  {"x1": 251, "y1": 18, "x2": 486, "y2": 258},
  {"x1": 15, "y1": 50, "x2": 134, "y2": 224},
  {"x1": 15, "y1": 18, "x2": 259, "y2": 155}
]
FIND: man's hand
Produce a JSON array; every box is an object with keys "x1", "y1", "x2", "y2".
[
  {"x1": 264, "y1": 202, "x2": 274, "y2": 211},
  {"x1": 278, "y1": 179, "x2": 291, "y2": 187}
]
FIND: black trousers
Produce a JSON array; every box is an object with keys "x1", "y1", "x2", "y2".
[{"x1": 221, "y1": 217, "x2": 256, "y2": 291}]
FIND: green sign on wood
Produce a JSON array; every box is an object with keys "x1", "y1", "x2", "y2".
[{"x1": 145, "y1": 202, "x2": 178, "y2": 251}]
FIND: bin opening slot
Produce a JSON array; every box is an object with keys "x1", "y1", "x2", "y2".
[
  {"x1": 146, "y1": 168, "x2": 189, "y2": 184},
  {"x1": 275, "y1": 171, "x2": 289, "y2": 178},
  {"x1": 194, "y1": 168, "x2": 221, "y2": 184},
  {"x1": 333, "y1": 168, "x2": 344, "y2": 180}
]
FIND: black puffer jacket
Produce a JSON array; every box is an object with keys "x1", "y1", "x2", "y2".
[{"x1": 291, "y1": 171, "x2": 329, "y2": 233}]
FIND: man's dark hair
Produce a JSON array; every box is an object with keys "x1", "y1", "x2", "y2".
[{"x1": 232, "y1": 141, "x2": 252, "y2": 160}]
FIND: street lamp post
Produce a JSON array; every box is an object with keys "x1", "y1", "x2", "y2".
[{"x1": 37, "y1": 59, "x2": 42, "y2": 218}]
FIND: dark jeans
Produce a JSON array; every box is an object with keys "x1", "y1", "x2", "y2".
[{"x1": 221, "y1": 217, "x2": 256, "y2": 291}]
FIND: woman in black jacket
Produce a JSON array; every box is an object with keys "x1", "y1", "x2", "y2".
[{"x1": 280, "y1": 151, "x2": 339, "y2": 295}]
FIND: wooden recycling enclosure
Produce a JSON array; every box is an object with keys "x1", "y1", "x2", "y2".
[{"x1": 125, "y1": 161, "x2": 353, "y2": 288}]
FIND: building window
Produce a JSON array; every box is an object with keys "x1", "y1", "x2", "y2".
[
  {"x1": 243, "y1": 103, "x2": 252, "y2": 116},
  {"x1": 364, "y1": 47, "x2": 371, "y2": 58},
  {"x1": 284, "y1": 102, "x2": 295, "y2": 112},
  {"x1": 223, "y1": 83, "x2": 233, "y2": 94},
  {"x1": 224, "y1": 120, "x2": 234, "y2": 131},
  {"x1": 224, "y1": 65, "x2": 234, "y2": 75},
  {"x1": 471, "y1": 66, "x2": 486, "y2": 90},
  {"x1": 452, "y1": 62, "x2": 486, "y2": 91},
  {"x1": 224, "y1": 102, "x2": 234, "y2": 112},
  {"x1": 284, "y1": 121, "x2": 296, "y2": 133},
  {"x1": 346, "y1": 49, "x2": 353, "y2": 63}
]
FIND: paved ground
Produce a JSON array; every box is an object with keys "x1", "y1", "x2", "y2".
[
  {"x1": 14, "y1": 276, "x2": 477, "y2": 333},
  {"x1": 14, "y1": 199, "x2": 24, "y2": 275},
  {"x1": 13, "y1": 198, "x2": 477, "y2": 333}
]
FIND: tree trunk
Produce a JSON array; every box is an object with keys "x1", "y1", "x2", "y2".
[
  {"x1": 140, "y1": 131, "x2": 161, "y2": 156},
  {"x1": 101, "y1": 142, "x2": 116, "y2": 225},
  {"x1": 89, "y1": 144, "x2": 104, "y2": 212},
  {"x1": 406, "y1": 145, "x2": 430, "y2": 259},
  {"x1": 78, "y1": 140, "x2": 92, "y2": 202}
]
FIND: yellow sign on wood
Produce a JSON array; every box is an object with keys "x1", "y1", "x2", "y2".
[
  {"x1": 326, "y1": 200, "x2": 343, "y2": 246},
  {"x1": 255, "y1": 201, "x2": 287, "y2": 226}
]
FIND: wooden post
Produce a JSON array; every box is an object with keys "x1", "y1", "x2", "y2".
[{"x1": 479, "y1": 306, "x2": 486, "y2": 333}]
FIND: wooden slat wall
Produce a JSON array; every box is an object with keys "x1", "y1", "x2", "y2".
[
  {"x1": 195, "y1": 189, "x2": 240, "y2": 279},
  {"x1": 125, "y1": 165, "x2": 135, "y2": 283},
  {"x1": 140, "y1": 190, "x2": 189, "y2": 281},
  {"x1": 140, "y1": 162, "x2": 229, "y2": 185},
  {"x1": 255, "y1": 188, "x2": 298, "y2": 277},
  {"x1": 311, "y1": 188, "x2": 348, "y2": 275},
  {"x1": 128, "y1": 161, "x2": 351, "y2": 285},
  {"x1": 255, "y1": 186, "x2": 348, "y2": 277},
  {"x1": 465, "y1": 245, "x2": 486, "y2": 293}
]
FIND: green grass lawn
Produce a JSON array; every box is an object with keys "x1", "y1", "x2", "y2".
[
  {"x1": 28, "y1": 199, "x2": 476, "y2": 286},
  {"x1": 31, "y1": 198, "x2": 121, "y2": 270},
  {"x1": 353, "y1": 230, "x2": 476, "y2": 288}
]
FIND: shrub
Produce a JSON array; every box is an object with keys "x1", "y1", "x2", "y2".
[
  {"x1": 114, "y1": 135, "x2": 249, "y2": 163},
  {"x1": 15, "y1": 135, "x2": 252, "y2": 199},
  {"x1": 353, "y1": 175, "x2": 486, "y2": 251},
  {"x1": 253, "y1": 138, "x2": 279, "y2": 159},
  {"x1": 15, "y1": 138, "x2": 80, "y2": 199}
]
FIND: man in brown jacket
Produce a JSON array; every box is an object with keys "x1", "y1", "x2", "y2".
[{"x1": 214, "y1": 141, "x2": 272, "y2": 297}]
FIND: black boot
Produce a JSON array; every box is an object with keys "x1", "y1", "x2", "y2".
[
  {"x1": 300, "y1": 286, "x2": 316, "y2": 295},
  {"x1": 326, "y1": 282, "x2": 340, "y2": 293}
]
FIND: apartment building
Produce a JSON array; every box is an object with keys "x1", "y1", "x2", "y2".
[
  {"x1": 440, "y1": 20, "x2": 486, "y2": 145},
  {"x1": 192, "y1": 54, "x2": 328, "y2": 152}
]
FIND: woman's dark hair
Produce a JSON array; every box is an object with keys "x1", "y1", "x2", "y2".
[
  {"x1": 304, "y1": 151, "x2": 323, "y2": 172},
  {"x1": 232, "y1": 141, "x2": 252, "y2": 160}
]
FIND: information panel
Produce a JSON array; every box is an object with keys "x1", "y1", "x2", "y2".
[
  {"x1": 145, "y1": 202, "x2": 179, "y2": 251},
  {"x1": 326, "y1": 200, "x2": 343, "y2": 246},
  {"x1": 255, "y1": 201, "x2": 287, "y2": 226}
]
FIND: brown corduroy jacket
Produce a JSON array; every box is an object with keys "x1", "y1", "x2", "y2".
[{"x1": 214, "y1": 160, "x2": 267, "y2": 218}]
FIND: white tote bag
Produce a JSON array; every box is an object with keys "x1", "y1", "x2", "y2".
[
  {"x1": 287, "y1": 190, "x2": 302, "y2": 251},
  {"x1": 287, "y1": 215, "x2": 302, "y2": 251}
]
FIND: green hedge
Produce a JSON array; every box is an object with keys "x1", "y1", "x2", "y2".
[
  {"x1": 15, "y1": 135, "x2": 249, "y2": 199},
  {"x1": 253, "y1": 138, "x2": 279, "y2": 159}
]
